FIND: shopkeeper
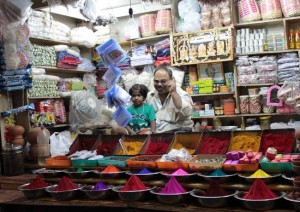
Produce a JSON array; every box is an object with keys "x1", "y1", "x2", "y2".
[{"x1": 146, "y1": 66, "x2": 194, "y2": 133}]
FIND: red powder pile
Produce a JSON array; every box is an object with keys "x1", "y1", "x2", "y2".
[
  {"x1": 25, "y1": 177, "x2": 49, "y2": 189},
  {"x1": 261, "y1": 132, "x2": 294, "y2": 153},
  {"x1": 120, "y1": 175, "x2": 147, "y2": 191},
  {"x1": 101, "y1": 165, "x2": 121, "y2": 173},
  {"x1": 55, "y1": 176, "x2": 78, "y2": 191},
  {"x1": 97, "y1": 142, "x2": 117, "y2": 155},
  {"x1": 243, "y1": 178, "x2": 277, "y2": 200},
  {"x1": 146, "y1": 142, "x2": 169, "y2": 154},
  {"x1": 205, "y1": 181, "x2": 228, "y2": 196},
  {"x1": 198, "y1": 136, "x2": 230, "y2": 154}
]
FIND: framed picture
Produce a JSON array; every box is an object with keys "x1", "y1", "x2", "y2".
[{"x1": 197, "y1": 63, "x2": 224, "y2": 81}]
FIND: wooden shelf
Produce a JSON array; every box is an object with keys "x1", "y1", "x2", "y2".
[
  {"x1": 235, "y1": 49, "x2": 298, "y2": 56},
  {"x1": 33, "y1": 66, "x2": 95, "y2": 74},
  {"x1": 28, "y1": 96, "x2": 70, "y2": 100},
  {"x1": 192, "y1": 113, "x2": 297, "y2": 119},
  {"x1": 237, "y1": 83, "x2": 283, "y2": 87},
  {"x1": 45, "y1": 124, "x2": 70, "y2": 128},
  {"x1": 30, "y1": 37, "x2": 89, "y2": 48},
  {"x1": 234, "y1": 18, "x2": 283, "y2": 28},
  {"x1": 191, "y1": 92, "x2": 235, "y2": 97},
  {"x1": 118, "y1": 34, "x2": 170, "y2": 46}
]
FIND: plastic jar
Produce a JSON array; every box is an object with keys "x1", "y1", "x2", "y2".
[
  {"x1": 262, "y1": 94, "x2": 275, "y2": 114},
  {"x1": 1, "y1": 145, "x2": 24, "y2": 176},
  {"x1": 213, "y1": 117, "x2": 222, "y2": 130},
  {"x1": 240, "y1": 95, "x2": 250, "y2": 114},
  {"x1": 259, "y1": 116, "x2": 271, "y2": 130},
  {"x1": 249, "y1": 95, "x2": 262, "y2": 114},
  {"x1": 224, "y1": 98, "x2": 235, "y2": 115}
]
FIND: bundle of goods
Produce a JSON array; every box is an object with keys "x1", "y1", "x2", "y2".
[
  {"x1": 27, "y1": 10, "x2": 70, "y2": 43},
  {"x1": 56, "y1": 50, "x2": 82, "y2": 69},
  {"x1": 0, "y1": 68, "x2": 32, "y2": 91},
  {"x1": 238, "y1": 0, "x2": 261, "y2": 23},
  {"x1": 278, "y1": 81, "x2": 300, "y2": 113},
  {"x1": 28, "y1": 74, "x2": 60, "y2": 97},
  {"x1": 139, "y1": 14, "x2": 157, "y2": 37},
  {"x1": 279, "y1": 0, "x2": 300, "y2": 17},
  {"x1": 155, "y1": 9, "x2": 172, "y2": 34},
  {"x1": 276, "y1": 53, "x2": 300, "y2": 83},
  {"x1": 236, "y1": 56, "x2": 278, "y2": 85},
  {"x1": 94, "y1": 25, "x2": 111, "y2": 44},
  {"x1": 69, "y1": 27, "x2": 97, "y2": 48},
  {"x1": 260, "y1": 0, "x2": 282, "y2": 20},
  {"x1": 31, "y1": 44, "x2": 57, "y2": 67},
  {"x1": 177, "y1": 0, "x2": 201, "y2": 32},
  {"x1": 154, "y1": 38, "x2": 170, "y2": 66}
]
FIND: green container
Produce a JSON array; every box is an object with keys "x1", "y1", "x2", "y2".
[
  {"x1": 259, "y1": 156, "x2": 293, "y2": 172},
  {"x1": 71, "y1": 159, "x2": 98, "y2": 167},
  {"x1": 98, "y1": 156, "x2": 132, "y2": 168}
]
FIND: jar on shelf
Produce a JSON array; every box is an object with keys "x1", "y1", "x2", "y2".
[
  {"x1": 240, "y1": 95, "x2": 250, "y2": 114},
  {"x1": 262, "y1": 94, "x2": 275, "y2": 114},
  {"x1": 259, "y1": 116, "x2": 271, "y2": 130},
  {"x1": 249, "y1": 94, "x2": 262, "y2": 114},
  {"x1": 224, "y1": 98, "x2": 235, "y2": 115},
  {"x1": 213, "y1": 117, "x2": 222, "y2": 130}
]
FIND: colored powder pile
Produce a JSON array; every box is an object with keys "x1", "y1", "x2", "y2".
[
  {"x1": 231, "y1": 135, "x2": 261, "y2": 152},
  {"x1": 76, "y1": 168, "x2": 83, "y2": 172},
  {"x1": 171, "y1": 168, "x2": 188, "y2": 176},
  {"x1": 138, "y1": 168, "x2": 152, "y2": 174},
  {"x1": 93, "y1": 181, "x2": 108, "y2": 190},
  {"x1": 198, "y1": 136, "x2": 230, "y2": 154},
  {"x1": 173, "y1": 143, "x2": 194, "y2": 154},
  {"x1": 116, "y1": 141, "x2": 144, "y2": 155},
  {"x1": 243, "y1": 178, "x2": 277, "y2": 200},
  {"x1": 55, "y1": 176, "x2": 78, "y2": 191},
  {"x1": 101, "y1": 165, "x2": 121, "y2": 173},
  {"x1": 261, "y1": 132, "x2": 294, "y2": 153},
  {"x1": 97, "y1": 142, "x2": 118, "y2": 155},
  {"x1": 210, "y1": 169, "x2": 226, "y2": 176},
  {"x1": 25, "y1": 177, "x2": 49, "y2": 189},
  {"x1": 146, "y1": 142, "x2": 170, "y2": 154},
  {"x1": 160, "y1": 176, "x2": 186, "y2": 194},
  {"x1": 120, "y1": 175, "x2": 147, "y2": 191},
  {"x1": 249, "y1": 169, "x2": 270, "y2": 178},
  {"x1": 205, "y1": 181, "x2": 228, "y2": 196}
]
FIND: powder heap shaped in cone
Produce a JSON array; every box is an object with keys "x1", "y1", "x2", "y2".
[
  {"x1": 205, "y1": 181, "x2": 228, "y2": 196},
  {"x1": 243, "y1": 178, "x2": 277, "y2": 200},
  {"x1": 171, "y1": 168, "x2": 188, "y2": 175},
  {"x1": 138, "y1": 168, "x2": 152, "y2": 174},
  {"x1": 25, "y1": 177, "x2": 49, "y2": 189},
  {"x1": 93, "y1": 181, "x2": 108, "y2": 190},
  {"x1": 55, "y1": 176, "x2": 78, "y2": 191},
  {"x1": 120, "y1": 175, "x2": 147, "y2": 191},
  {"x1": 160, "y1": 176, "x2": 186, "y2": 194},
  {"x1": 101, "y1": 165, "x2": 121, "y2": 173}
]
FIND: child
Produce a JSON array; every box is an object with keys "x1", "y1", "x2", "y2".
[{"x1": 112, "y1": 84, "x2": 156, "y2": 135}]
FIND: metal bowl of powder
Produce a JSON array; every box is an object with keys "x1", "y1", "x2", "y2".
[
  {"x1": 238, "y1": 173, "x2": 281, "y2": 184},
  {"x1": 234, "y1": 191, "x2": 285, "y2": 211},
  {"x1": 45, "y1": 184, "x2": 83, "y2": 201},
  {"x1": 112, "y1": 185, "x2": 154, "y2": 202},
  {"x1": 80, "y1": 185, "x2": 114, "y2": 200},
  {"x1": 19, "y1": 183, "x2": 51, "y2": 199},
  {"x1": 150, "y1": 187, "x2": 190, "y2": 205}
]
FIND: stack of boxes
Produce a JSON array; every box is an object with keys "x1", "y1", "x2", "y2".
[
  {"x1": 186, "y1": 78, "x2": 214, "y2": 95},
  {"x1": 267, "y1": 33, "x2": 285, "y2": 51}
]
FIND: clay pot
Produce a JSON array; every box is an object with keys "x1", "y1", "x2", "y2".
[
  {"x1": 8, "y1": 125, "x2": 25, "y2": 139},
  {"x1": 27, "y1": 127, "x2": 50, "y2": 145},
  {"x1": 29, "y1": 144, "x2": 38, "y2": 162},
  {"x1": 11, "y1": 138, "x2": 25, "y2": 146}
]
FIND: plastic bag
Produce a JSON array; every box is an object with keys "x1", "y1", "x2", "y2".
[
  {"x1": 124, "y1": 17, "x2": 140, "y2": 41},
  {"x1": 50, "y1": 131, "x2": 73, "y2": 157},
  {"x1": 81, "y1": 0, "x2": 97, "y2": 22}
]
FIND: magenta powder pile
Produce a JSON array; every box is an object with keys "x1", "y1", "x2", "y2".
[{"x1": 160, "y1": 176, "x2": 186, "y2": 194}]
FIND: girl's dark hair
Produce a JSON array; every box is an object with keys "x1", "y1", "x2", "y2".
[{"x1": 129, "y1": 84, "x2": 149, "y2": 99}]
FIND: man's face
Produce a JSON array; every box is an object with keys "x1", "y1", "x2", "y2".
[{"x1": 153, "y1": 69, "x2": 170, "y2": 94}]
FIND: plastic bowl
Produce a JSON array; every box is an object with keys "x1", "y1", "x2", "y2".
[
  {"x1": 35, "y1": 169, "x2": 65, "y2": 178},
  {"x1": 150, "y1": 188, "x2": 190, "y2": 205},
  {"x1": 19, "y1": 183, "x2": 50, "y2": 199},
  {"x1": 190, "y1": 189, "x2": 238, "y2": 208},
  {"x1": 160, "y1": 171, "x2": 196, "y2": 181},
  {"x1": 45, "y1": 185, "x2": 83, "y2": 201},
  {"x1": 80, "y1": 185, "x2": 114, "y2": 200},
  {"x1": 112, "y1": 185, "x2": 154, "y2": 202},
  {"x1": 234, "y1": 191, "x2": 285, "y2": 211},
  {"x1": 198, "y1": 172, "x2": 237, "y2": 183},
  {"x1": 125, "y1": 171, "x2": 160, "y2": 181},
  {"x1": 238, "y1": 173, "x2": 282, "y2": 184}
]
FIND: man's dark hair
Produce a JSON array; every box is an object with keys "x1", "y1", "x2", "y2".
[
  {"x1": 153, "y1": 65, "x2": 173, "y2": 79},
  {"x1": 129, "y1": 84, "x2": 149, "y2": 99}
]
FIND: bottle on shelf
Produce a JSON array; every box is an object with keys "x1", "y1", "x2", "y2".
[
  {"x1": 289, "y1": 29, "x2": 295, "y2": 49},
  {"x1": 194, "y1": 122, "x2": 200, "y2": 132},
  {"x1": 37, "y1": 126, "x2": 51, "y2": 166},
  {"x1": 296, "y1": 30, "x2": 300, "y2": 49}
]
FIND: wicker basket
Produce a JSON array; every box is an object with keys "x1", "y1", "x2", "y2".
[
  {"x1": 238, "y1": 0, "x2": 261, "y2": 23},
  {"x1": 139, "y1": 14, "x2": 157, "y2": 38},
  {"x1": 155, "y1": 9, "x2": 172, "y2": 34},
  {"x1": 260, "y1": 0, "x2": 282, "y2": 20},
  {"x1": 280, "y1": 0, "x2": 300, "y2": 17}
]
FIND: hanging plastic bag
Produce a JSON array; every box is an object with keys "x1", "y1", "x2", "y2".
[
  {"x1": 112, "y1": 106, "x2": 132, "y2": 127},
  {"x1": 50, "y1": 131, "x2": 73, "y2": 157},
  {"x1": 124, "y1": 16, "x2": 140, "y2": 41}
]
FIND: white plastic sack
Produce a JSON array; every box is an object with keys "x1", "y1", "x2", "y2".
[
  {"x1": 50, "y1": 131, "x2": 73, "y2": 157},
  {"x1": 124, "y1": 17, "x2": 140, "y2": 40}
]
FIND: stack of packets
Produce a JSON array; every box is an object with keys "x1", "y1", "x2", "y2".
[
  {"x1": 224, "y1": 150, "x2": 262, "y2": 165},
  {"x1": 186, "y1": 78, "x2": 213, "y2": 95}
]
